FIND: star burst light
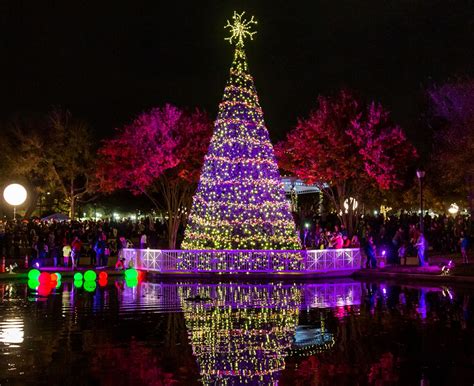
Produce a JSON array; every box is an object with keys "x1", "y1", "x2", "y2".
[{"x1": 225, "y1": 11, "x2": 257, "y2": 47}]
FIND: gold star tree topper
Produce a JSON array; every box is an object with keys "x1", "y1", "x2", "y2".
[{"x1": 224, "y1": 11, "x2": 257, "y2": 47}]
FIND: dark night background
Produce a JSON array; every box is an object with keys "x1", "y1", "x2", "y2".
[{"x1": 1, "y1": 1, "x2": 473, "y2": 148}]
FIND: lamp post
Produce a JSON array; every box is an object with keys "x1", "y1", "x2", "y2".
[
  {"x1": 3, "y1": 184, "x2": 28, "y2": 220},
  {"x1": 416, "y1": 170, "x2": 425, "y2": 233}
]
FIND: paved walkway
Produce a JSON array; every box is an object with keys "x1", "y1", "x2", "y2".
[
  {"x1": 1, "y1": 253, "x2": 473, "y2": 283},
  {"x1": 354, "y1": 262, "x2": 474, "y2": 284}
]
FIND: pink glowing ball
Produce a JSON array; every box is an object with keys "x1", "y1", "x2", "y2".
[{"x1": 38, "y1": 272, "x2": 51, "y2": 284}]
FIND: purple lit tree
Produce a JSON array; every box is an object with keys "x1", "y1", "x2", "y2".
[{"x1": 182, "y1": 12, "x2": 300, "y2": 250}]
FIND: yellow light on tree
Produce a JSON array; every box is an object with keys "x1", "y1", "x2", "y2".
[
  {"x1": 343, "y1": 197, "x2": 358, "y2": 213},
  {"x1": 3, "y1": 183, "x2": 27, "y2": 220}
]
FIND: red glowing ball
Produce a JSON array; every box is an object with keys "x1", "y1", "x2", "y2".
[
  {"x1": 37, "y1": 283, "x2": 52, "y2": 297},
  {"x1": 38, "y1": 272, "x2": 51, "y2": 284},
  {"x1": 50, "y1": 273, "x2": 59, "y2": 282},
  {"x1": 98, "y1": 278, "x2": 108, "y2": 287},
  {"x1": 98, "y1": 271, "x2": 108, "y2": 280}
]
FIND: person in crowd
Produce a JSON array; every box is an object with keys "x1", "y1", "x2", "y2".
[
  {"x1": 409, "y1": 224, "x2": 418, "y2": 256},
  {"x1": 88, "y1": 235, "x2": 96, "y2": 266},
  {"x1": 350, "y1": 235, "x2": 360, "y2": 248},
  {"x1": 332, "y1": 231, "x2": 343, "y2": 249},
  {"x1": 342, "y1": 235, "x2": 351, "y2": 248},
  {"x1": 340, "y1": 224, "x2": 348, "y2": 238},
  {"x1": 71, "y1": 237, "x2": 82, "y2": 269},
  {"x1": 39, "y1": 240, "x2": 48, "y2": 261},
  {"x1": 398, "y1": 242, "x2": 407, "y2": 266},
  {"x1": 94, "y1": 234, "x2": 107, "y2": 267},
  {"x1": 103, "y1": 239, "x2": 110, "y2": 267},
  {"x1": 392, "y1": 226, "x2": 405, "y2": 248},
  {"x1": 302, "y1": 227, "x2": 310, "y2": 249},
  {"x1": 365, "y1": 236, "x2": 377, "y2": 269},
  {"x1": 31, "y1": 239, "x2": 39, "y2": 264},
  {"x1": 115, "y1": 236, "x2": 128, "y2": 270},
  {"x1": 140, "y1": 232, "x2": 148, "y2": 249},
  {"x1": 52, "y1": 244, "x2": 59, "y2": 267},
  {"x1": 63, "y1": 243, "x2": 72, "y2": 267},
  {"x1": 317, "y1": 231, "x2": 327, "y2": 249},
  {"x1": 325, "y1": 231, "x2": 334, "y2": 248},
  {"x1": 415, "y1": 232, "x2": 427, "y2": 267},
  {"x1": 0, "y1": 220, "x2": 5, "y2": 257},
  {"x1": 115, "y1": 256, "x2": 125, "y2": 270},
  {"x1": 460, "y1": 231, "x2": 469, "y2": 263}
]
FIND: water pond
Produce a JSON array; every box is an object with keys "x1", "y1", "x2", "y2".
[{"x1": 0, "y1": 277, "x2": 473, "y2": 385}]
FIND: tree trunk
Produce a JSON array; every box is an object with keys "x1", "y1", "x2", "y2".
[
  {"x1": 157, "y1": 177, "x2": 196, "y2": 250},
  {"x1": 167, "y1": 214, "x2": 181, "y2": 249},
  {"x1": 70, "y1": 196, "x2": 76, "y2": 220},
  {"x1": 24, "y1": 189, "x2": 40, "y2": 218},
  {"x1": 69, "y1": 179, "x2": 76, "y2": 220}
]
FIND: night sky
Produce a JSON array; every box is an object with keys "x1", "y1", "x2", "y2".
[{"x1": 1, "y1": 1, "x2": 473, "y2": 145}]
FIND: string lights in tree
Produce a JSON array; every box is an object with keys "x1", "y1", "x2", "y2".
[{"x1": 182, "y1": 12, "x2": 300, "y2": 250}]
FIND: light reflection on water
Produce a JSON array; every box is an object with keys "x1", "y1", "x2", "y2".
[
  {"x1": 0, "y1": 279, "x2": 472, "y2": 385},
  {"x1": 0, "y1": 318, "x2": 24, "y2": 345}
]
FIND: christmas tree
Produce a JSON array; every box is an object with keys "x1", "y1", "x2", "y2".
[{"x1": 182, "y1": 12, "x2": 300, "y2": 250}]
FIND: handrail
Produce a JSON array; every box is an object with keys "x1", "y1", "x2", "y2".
[{"x1": 122, "y1": 248, "x2": 361, "y2": 273}]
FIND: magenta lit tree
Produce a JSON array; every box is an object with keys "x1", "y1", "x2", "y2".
[{"x1": 182, "y1": 12, "x2": 300, "y2": 250}]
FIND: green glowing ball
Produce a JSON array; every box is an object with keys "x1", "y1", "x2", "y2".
[
  {"x1": 73, "y1": 272, "x2": 83, "y2": 281},
  {"x1": 73, "y1": 280, "x2": 83, "y2": 288},
  {"x1": 27, "y1": 279, "x2": 39, "y2": 290},
  {"x1": 125, "y1": 278, "x2": 138, "y2": 288},
  {"x1": 54, "y1": 272, "x2": 62, "y2": 281},
  {"x1": 55, "y1": 280, "x2": 62, "y2": 289},
  {"x1": 28, "y1": 269, "x2": 41, "y2": 281},
  {"x1": 84, "y1": 270, "x2": 97, "y2": 281},
  {"x1": 84, "y1": 280, "x2": 97, "y2": 292},
  {"x1": 124, "y1": 268, "x2": 138, "y2": 280}
]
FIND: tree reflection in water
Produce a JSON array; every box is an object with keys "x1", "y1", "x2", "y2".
[{"x1": 179, "y1": 284, "x2": 301, "y2": 385}]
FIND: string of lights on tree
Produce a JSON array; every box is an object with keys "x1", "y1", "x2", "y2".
[
  {"x1": 179, "y1": 283, "x2": 301, "y2": 385},
  {"x1": 182, "y1": 11, "x2": 300, "y2": 251}
]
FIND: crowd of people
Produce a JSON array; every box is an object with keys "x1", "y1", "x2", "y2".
[
  {"x1": 0, "y1": 218, "x2": 166, "y2": 269},
  {"x1": 0, "y1": 212, "x2": 471, "y2": 270},
  {"x1": 300, "y1": 213, "x2": 471, "y2": 267}
]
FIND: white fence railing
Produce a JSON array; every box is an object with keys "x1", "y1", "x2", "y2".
[{"x1": 122, "y1": 248, "x2": 361, "y2": 274}]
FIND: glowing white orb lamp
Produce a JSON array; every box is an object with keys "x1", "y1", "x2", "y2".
[
  {"x1": 448, "y1": 203, "x2": 459, "y2": 215},
  {"x1": 3, "y1": 183, "x2": 27, "y2": 220}
]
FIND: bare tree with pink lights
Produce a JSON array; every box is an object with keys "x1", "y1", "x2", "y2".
[{"x1": 275, "y1": 89, "x2": 417, "y2": 235}]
